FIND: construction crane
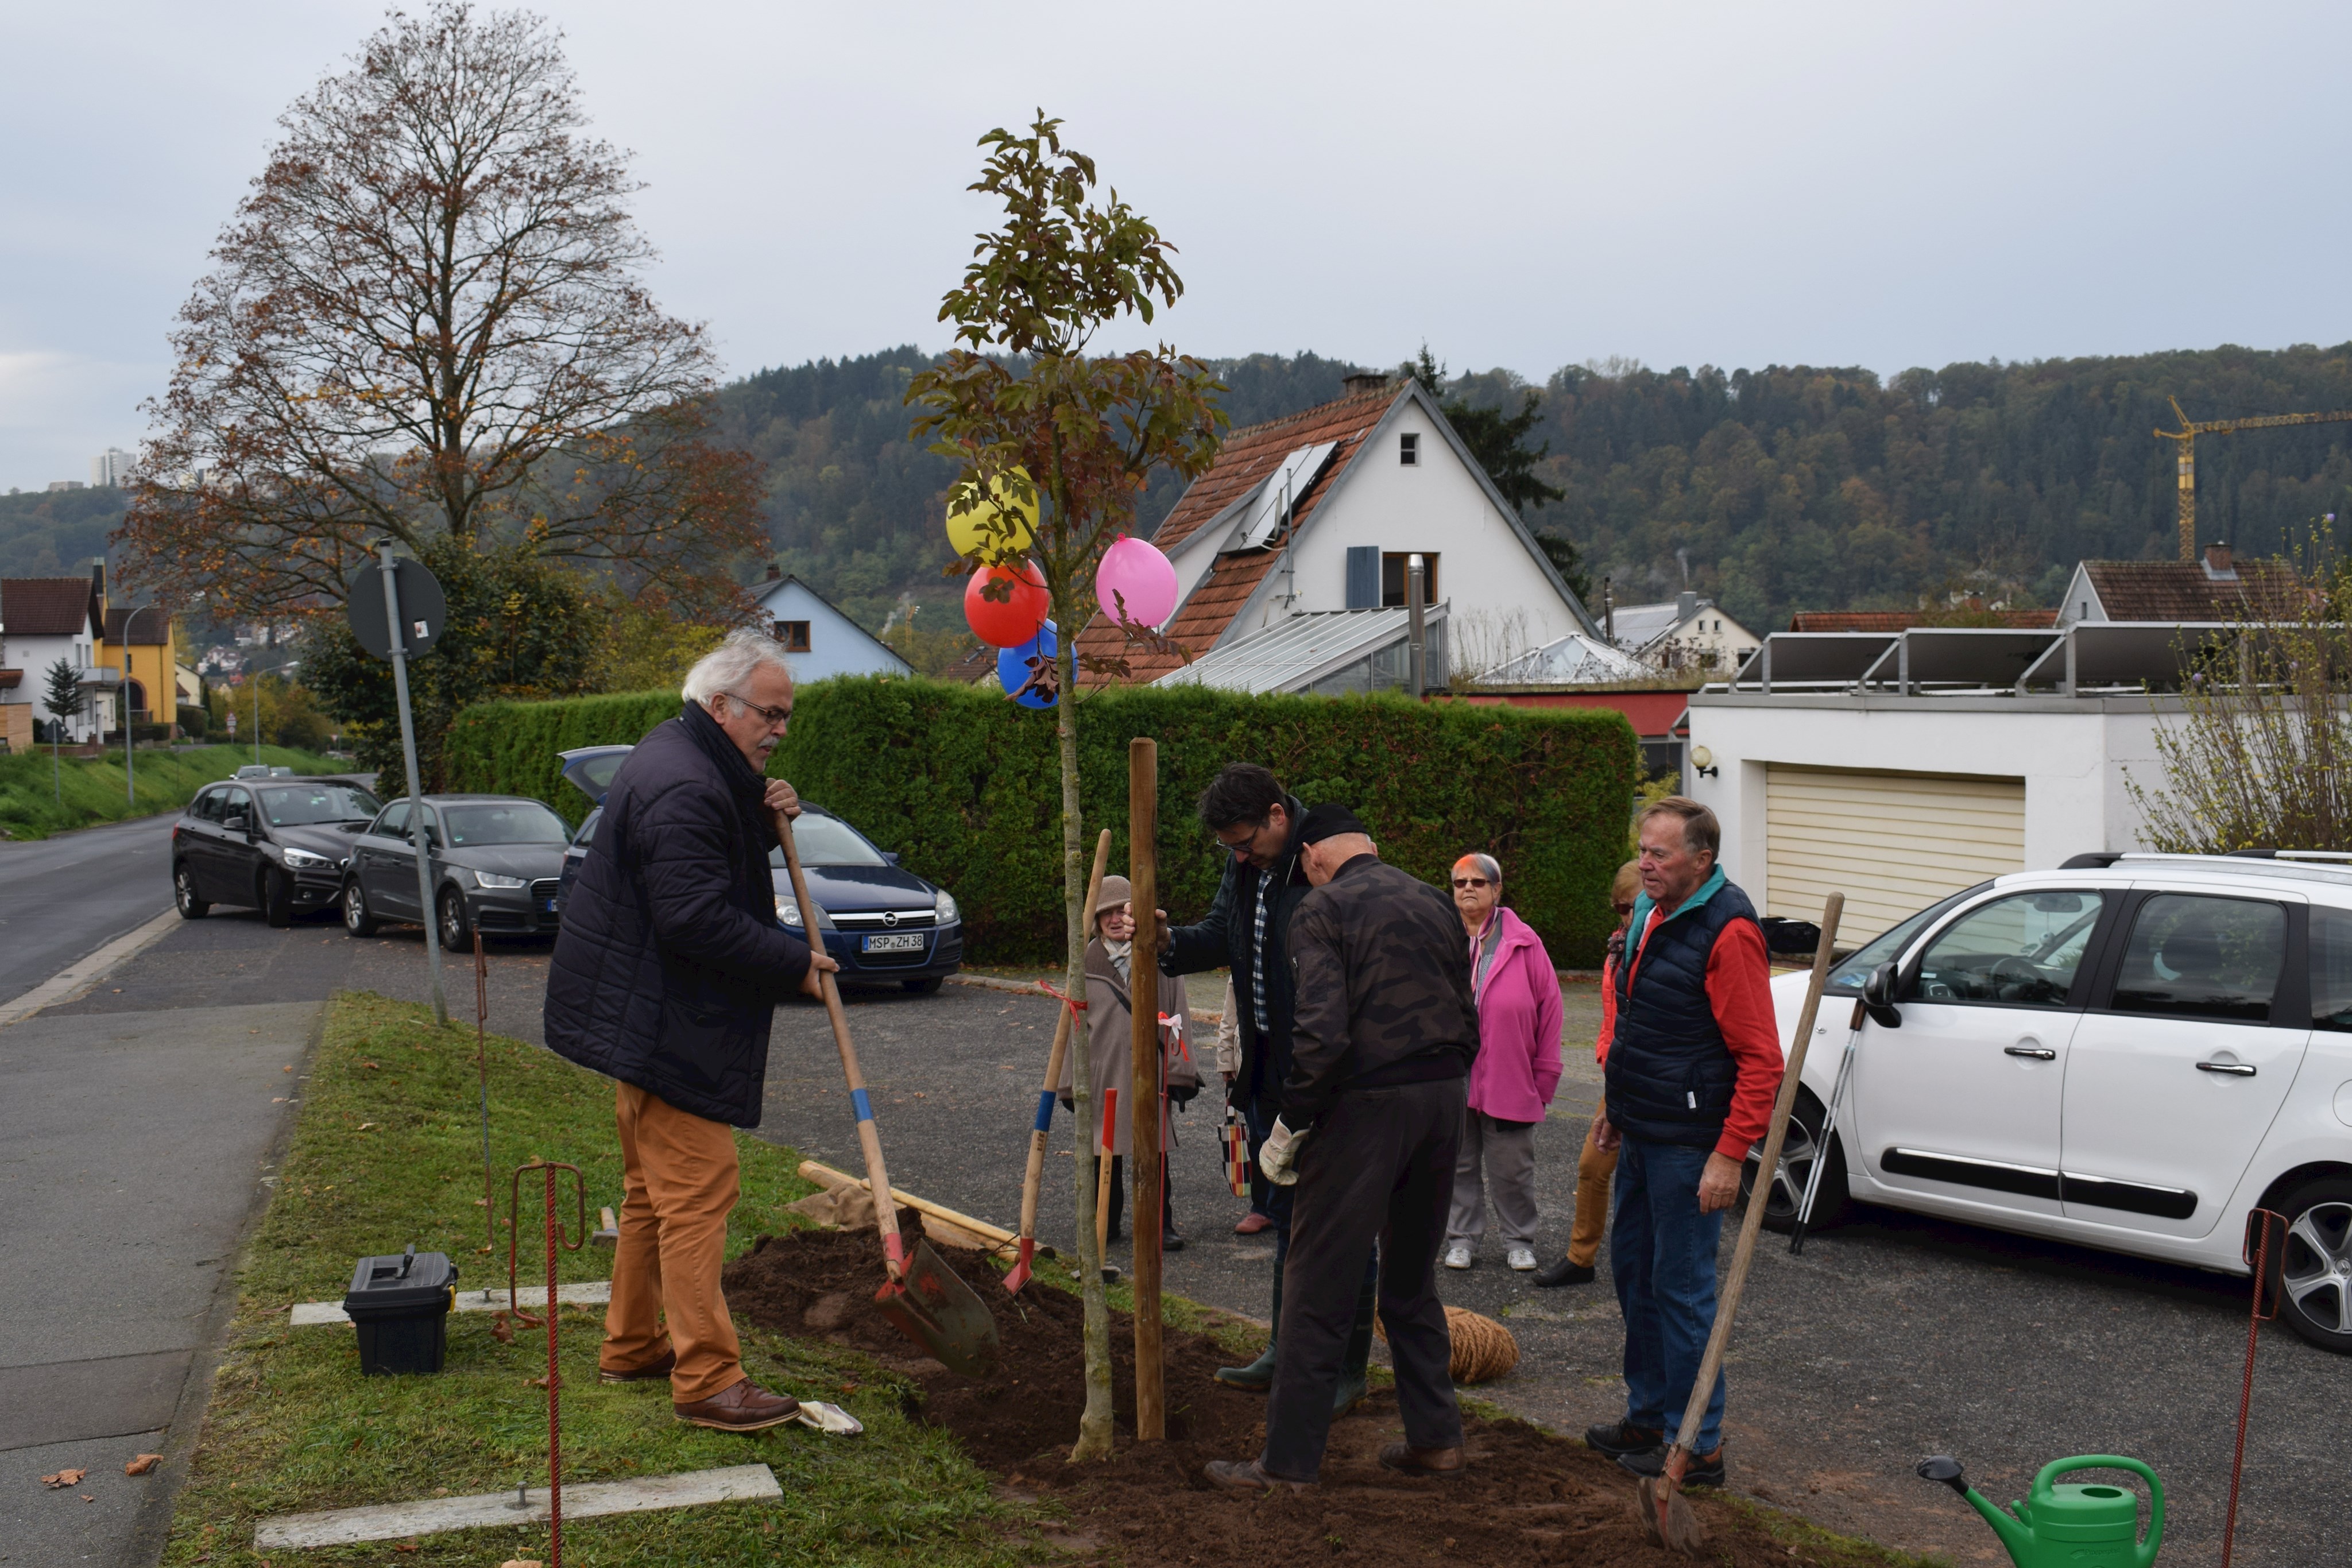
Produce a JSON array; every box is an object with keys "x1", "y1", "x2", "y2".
[{"x1": 2155, "y1": 395, "x2": 2352, "y2": 561}]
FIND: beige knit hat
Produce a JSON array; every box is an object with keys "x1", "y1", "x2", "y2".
[{"x1": 1091, "y1": 874, "x2": 1134, "y2": 935}]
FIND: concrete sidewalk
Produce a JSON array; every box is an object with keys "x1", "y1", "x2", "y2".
[{"x1": 0, "y1": 1000, "x2": 319, "y2": 1566}]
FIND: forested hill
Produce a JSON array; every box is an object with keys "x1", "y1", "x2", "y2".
[
  {"x1": 0, "y1": 485, "x2": 126, "y2": 579},
  {"x1": 717, "y1": 340, "x2": 2352, "y2": 637}
]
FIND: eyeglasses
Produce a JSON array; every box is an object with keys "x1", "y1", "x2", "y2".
[
  {"x1": 1614, "y1": 901, "x2": 1637, "y2": 915},
  {"x1": 718, "y1": 691, "x2": 792, "y2": 729},
  {"x1": 1452, "y1": 877, "x2": 1492, "y2": 889}
]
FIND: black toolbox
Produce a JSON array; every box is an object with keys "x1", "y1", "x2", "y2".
[{"x1": 343, "y1": 1246, "x2": 458, "y2": 1375}]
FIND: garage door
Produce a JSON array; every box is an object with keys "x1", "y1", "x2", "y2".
[{"x1": 1765, "y1": 766, "x2": 2025, "y2": 940}]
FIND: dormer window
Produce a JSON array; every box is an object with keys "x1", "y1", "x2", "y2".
[
  {"x1": 774, "y1": 620, "x2": 811, "y2": 653},
  {"x1": 1399, "y1": 432, "x2": 1419, "y2": 466}
]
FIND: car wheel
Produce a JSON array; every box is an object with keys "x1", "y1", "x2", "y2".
[
  {"x1": 342, "y1": 878, "x2": 380, "y2": 937},
  {"x1": 1741, "y1": 1087, "x2": 1849, "y2": 1233},
  {"x1": 2273, "y1": 1174, "x2": 2352, "y2": 1354},
  {"x1": 903, "y1": 976, "x2": 944, "y2": 995},
  {"x1": 173, "y1": 862, "x2": 210, "y2": 919},
  {"x1": 438, "y1": 888, "x2": 471, "y2": 951},
  {"x1": 258, "y1": 868, "x2": 293, "y2": 928}
]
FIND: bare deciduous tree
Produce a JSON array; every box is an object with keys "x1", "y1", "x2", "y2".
[{"x1": 120, "y1": 2, "x2": 761, "y2": 617}]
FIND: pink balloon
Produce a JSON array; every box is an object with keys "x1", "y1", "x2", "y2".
[{"x1": 1094, "y1": 536, "x2": 1179, "y2": 628}]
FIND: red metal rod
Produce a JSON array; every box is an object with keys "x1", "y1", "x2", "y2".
[
  {"x1": 477, "y1": 931, "x2": 492, "y2": 1250},
  {"x1": 545, "y1": 1163, "x2": 563, "y2": 1568},
  {"x1": 2222, "y1": 1211, "x2": 2280, "y2": 1568}
]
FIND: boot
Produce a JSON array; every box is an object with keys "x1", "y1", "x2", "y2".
[
  {"x1": 1332, "y1": 1263, "x2": 1378, "y2": 1415},
  {"x1": 1216, "y1": 1269, "x2": 1280, "y2": 1391}
]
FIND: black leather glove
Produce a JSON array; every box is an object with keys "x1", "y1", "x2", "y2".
[{"x1": 1059, "y1": 1095, "x2": 1074, "y2": 1113}]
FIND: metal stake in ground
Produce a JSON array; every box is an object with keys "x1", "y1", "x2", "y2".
[
  {"x1": 1007, "y1": 828, "x2": 1113, "y2": 1294},
  {"x1": 475, "y1": 930, "x2": 494, "y2": 1252},
  {"x1": 1127, "y1": 735, "x2": 1165, "y2": 1441},
  {"x1": 2223, "y1": 1207, "x2": 2285, "y2": 1568},
  {"x1": 502, "y1": 1159, "x2": 586, "y2": 1566}
]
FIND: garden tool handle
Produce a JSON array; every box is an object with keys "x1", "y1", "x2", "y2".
[
  {"x1": 1669, "y1": 891, "x2": 1844, "y2": 1461},
  {"x1": 778, "y1": 808, "x2": 906, "y2": 1281},
  {"x1": 2037, "y1": 1457, "x2": 2164, "y2": 1558},
  {"x1": 1018, "y1": 830, "x2": 1115, "y2": 1249}
]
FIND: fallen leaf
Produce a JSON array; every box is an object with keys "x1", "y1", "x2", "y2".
[
  {"x1": 393, "y1": 1542, "x2": 419, "y2": 1554},
  {"x1": 272, "y1": 1097, "x2": 288, "y2": 1104},
  {"x1": 355, "y1": 1123, "x2": 376, "y2": 1132},
  {"x1": 281, "y1": 1065, "x2": 292, "y2": 1073},
  {"x1": 41, "y1": 1468, "x2": 87, "y2": 1488},
  {"x1": 529, "y1": 1374, "x2": 551, "y2": 1388},
  {"x1": 125, "y1": 1454, "x2": 162, "y2": 1476},
  {"x1": 361, "y1": 1060, "x2": 379, "y2": 1070},
  {"x1": 81, "y1": 1493, "x2": 95, "y2": 1503}
]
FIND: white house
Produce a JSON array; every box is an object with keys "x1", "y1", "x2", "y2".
[
  {"x1": 1607, "y1": 591, "x2": 1761, "y2": 673},
  {"x1": 0, "y1": 570, "x2": 109, "y2": 745},
  {"x1": 749, "y1": 571, "x2": 913, "y2": 683},
  {"x1": 1073, "y1": 373, "x2": 1596, "y2": 693}
]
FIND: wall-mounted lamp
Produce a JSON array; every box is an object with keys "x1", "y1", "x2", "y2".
[{"x1": 1689, "y1": 744, "x2": 1720, "y2": 780}]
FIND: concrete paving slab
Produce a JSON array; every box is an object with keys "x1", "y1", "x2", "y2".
[
  {"x1": 253, "y1": 1462, "x2": 781, "y2": 1549},
  {"x1": 0, "y1": 1430, "x2": 171, "y2": 1567},
  {"x1": 289, "y1": 1279, "x2": 612, "y2": 1326},
  {"x1": 0, "y1": 1351, "x2": 188, "y2": 1451}
]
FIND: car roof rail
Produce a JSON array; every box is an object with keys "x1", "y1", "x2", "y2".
[
  {"x1": 2057, "y1": 851, "x2": 2123, "y2": 869},
  {"x1": 2226, "y1": 848, "x2": 2352, "y2": 862}
]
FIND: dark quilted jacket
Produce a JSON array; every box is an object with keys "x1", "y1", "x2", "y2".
[
  {"x1": 1604, "y1": 868, "x2": 1758, "y2": 1147},
  {"x1": 543, "y1": 703, "x2": 812, "y2": 1126},
  {"x1": 1162, "y1": 794, "x2": 1313, "y2": 1116},
  {"x1": 1281, "y1": 854, "x2": 1480, "y2": 1130}
]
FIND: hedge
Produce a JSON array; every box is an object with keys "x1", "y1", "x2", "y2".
[{"x1": 444, "y1": 678, "x2": 1639, "y2": 966}]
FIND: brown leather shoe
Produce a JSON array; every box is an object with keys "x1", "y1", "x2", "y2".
[
  {"x1": 1234, "y1": 1211, "x2": 1272, "y2": 1236},
  {"x1": 674, "y1": 1379, "x2": 801, "y2": 1431},
  {"x1": 1379, "y1": 1442, "x2": 1465, "y2": 1478},
  {"x1": 598, "y1": 1349, "x2": 676, "y2": 1385},
  {"x1": 1203, "y1": 1458, "x2": 1310, "y2": 1493}
]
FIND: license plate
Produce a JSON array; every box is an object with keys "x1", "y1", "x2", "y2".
[
  {"x1": 862, "y1": 932, "x2": 925, "y2": 954},
  {"x1": 542, "y1": 899, "x2": 559, "y2": 913}
]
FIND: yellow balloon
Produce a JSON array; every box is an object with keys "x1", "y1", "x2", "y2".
[{"x1": 946, "y1": 470, "x2": 1038, "y2": 556}]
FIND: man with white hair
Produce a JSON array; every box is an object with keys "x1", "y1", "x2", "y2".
[{"x1": 546, "y1": 628, "x2": 838, "y2": 1432}]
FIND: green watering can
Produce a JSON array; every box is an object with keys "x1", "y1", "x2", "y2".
[{"x1": 1917, "y1": 1454, "x2": 2164, "y2": 1568}]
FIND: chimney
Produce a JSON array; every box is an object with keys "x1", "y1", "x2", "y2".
[
  {"x1": 2203, "y1": 540, "x2": 2237, "y2": 580},
  {"x1": 1341, "y1": 372, "x2": 1391, "y2": 397},
  {"x1": 1677, "y1": 590, "x2": 1699, "y2": 624},
  {"x1": 765, "y1": 562, "x2": 782, "y2": 581}
]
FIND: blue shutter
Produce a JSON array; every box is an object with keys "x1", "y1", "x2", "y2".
[{"x1": 1345, "y1": 546, "x2": 1380, "y2": 610}]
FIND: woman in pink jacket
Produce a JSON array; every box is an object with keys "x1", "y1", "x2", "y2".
[{"x1": 1443, "y1": 853, "x2": 1564, "y2": 1272}]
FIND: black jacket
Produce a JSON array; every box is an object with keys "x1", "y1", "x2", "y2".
[
  {"x1": 1282, "y1": 854, "x2": 1479, "y2": 1129},
  {"x1": 1161, "y1": 793, "x2": 1312, "y2": 1117},
  {"x1": 544, "y1": 703, "x2": 813, "y2": 1126}
]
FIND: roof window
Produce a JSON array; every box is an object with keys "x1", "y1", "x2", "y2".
[{"x1": 1399, "y1": 432, "x2": 1419, "y2": 466}]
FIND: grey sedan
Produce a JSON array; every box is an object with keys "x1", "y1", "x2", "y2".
[{"x1": 341, "y1": 794, "x2": 572, "y2": 947}]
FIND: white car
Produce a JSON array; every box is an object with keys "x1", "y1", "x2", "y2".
[{"x1": 1754, "y1": 851, "x2": 2352, "y2": 1354}]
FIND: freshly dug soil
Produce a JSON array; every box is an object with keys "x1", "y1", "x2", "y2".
[{"x1": 725, "y1": 1226, "x2": 1819, "y2": 1568}]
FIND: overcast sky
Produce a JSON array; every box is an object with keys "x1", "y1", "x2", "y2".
[{"x1": 4, "y1": 1, "x2": 2347, "y2": 490}]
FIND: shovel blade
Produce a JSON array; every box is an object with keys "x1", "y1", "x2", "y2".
[
  {"x1": 873, "y1": 1238, "x2": 1001, "y2": 1377},
  {"x1": 1002, "y1": 1238, "x2": 1034, "y2": 1296},
  {"x1": 1633, "y1": 1475, "x2": 1707, "y2": 1556}
]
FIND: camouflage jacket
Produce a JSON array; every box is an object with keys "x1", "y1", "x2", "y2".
[{"x1": 1282, "y1": 854, "x2": 1480, "y2": 1129}]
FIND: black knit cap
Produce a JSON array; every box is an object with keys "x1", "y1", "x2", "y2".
[{"x1": 1295, "y1": 803, "x2": 1368, "y2": 845}]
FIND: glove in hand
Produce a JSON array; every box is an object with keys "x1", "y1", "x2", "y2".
[{"x1": 1259, "y1": 1117, "x2": 1308, "y2": 1186}]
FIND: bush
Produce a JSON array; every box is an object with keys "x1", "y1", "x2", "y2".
[
  {"x1": 446, "y1": 678, "x2": 1638, "y2": 965},
  {"x1": 177, "y1": 704, "x2": 209, "y2": 738}
]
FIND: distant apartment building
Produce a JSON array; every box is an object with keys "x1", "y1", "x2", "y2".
[
  {"x1": 91, "y1": 447, "x2": 136, "y2": 487},
  {"x1": 47, "y1": 479, "x2": 86, "y2": 492}
]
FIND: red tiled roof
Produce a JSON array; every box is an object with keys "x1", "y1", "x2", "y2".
[
  {"x1": 0, "y1": 577, "x2": 99, "y2": 638},
  {"x1": 939, "y1": 644, "x2": 999, "y2": 685},
  {"x1": 1073, "y1": 384, "x2": 1399, "y2": 685},
  {"x1": 0, "y1": 669, "x2": 21, "y2": 690},
  {"x1": 103, "y1": 606, "x2": 171, "y2": 646},
  {"x1": 2080, "y1": 559, "x2": 2307, "y2": 621},
  {"x1": 1788, "y1": 609, "x2": 2058, "y2": 632}
]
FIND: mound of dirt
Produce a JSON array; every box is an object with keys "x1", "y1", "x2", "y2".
[{"x1": 725, "y1": 1226, "x2": 1820, "y2": 1568}]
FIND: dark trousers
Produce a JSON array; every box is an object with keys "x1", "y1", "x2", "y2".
[
  {"x1": 1610, "y1": 1137, "x2": 1727, "y2": 1452},
  {"x1": 1261, "y1": 1077, "x2": 1466, "y2": 1482},
  {"x1": 1086, "y1": 1154, "x2": 1174, "y2": 1241}
]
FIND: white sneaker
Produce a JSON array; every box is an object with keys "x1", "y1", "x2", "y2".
[
  {"x1": 1443, "y1": 1243, "x2": 1473, "y2": 1271},
  {"x1": 1507, "y1": 1245, "x2": 1538, "y2": 1272}
]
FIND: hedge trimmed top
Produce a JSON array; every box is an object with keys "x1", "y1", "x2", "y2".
[{"x1": 444, "y1": 676, "x2": 1637, "y2": 966}]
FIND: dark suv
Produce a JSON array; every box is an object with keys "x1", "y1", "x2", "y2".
[{"x1": 173, "y1": 778, "x2": 382, "y2": 926}]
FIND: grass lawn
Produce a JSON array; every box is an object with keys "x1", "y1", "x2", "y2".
[
  {"x1": 165, "y1": 992, "x2": 1044, "y2": 1567},
  {"x1": 0, "y1": 743, "x2": 338, "y2": 840}
]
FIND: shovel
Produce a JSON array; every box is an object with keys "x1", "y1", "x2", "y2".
[
  {"x1": 777, "y1": 808, "x2": 1000, "y2": 1378},
  {"x1": 1006, "y1": 828, "x2": 1113, "y2": 1293},
  {"x1": 1638, "y1": 891, "x2": 1843, "y2": 1557}
]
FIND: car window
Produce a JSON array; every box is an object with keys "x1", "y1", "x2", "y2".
[
  {"x1": 442, "y1": 802, "x2": 568, "y2": 846},
  {"x1": 1828, "y1": 882, "x2": 1992, "y2": 992},
  {"x1": 2109, "y1": 894, "x2": 2285, "y2": 1024},
  {"x1": 2311, "y1": 908, "x2": 2352, "y2": 1031},
  {"x1": 767, "y1": 812, "x2": 886, "y2": 868},
  {"x1": 1912, "y1": 890, "x2": 2105, "y2": 1007},
  {"x1": 190, "y1": 788, "x2": 223, "y2": 824},
  {"x1": 258, "y1": 784, "x2": 381, "y2": 826},
  {"x1": 376, "y1": 802, "x2": 410, "y2": 838},
  {"x1": 573, "y1": 808, "x2": 600, "y2": 846},
  {"x1": 220, "y1": 786, "x2": 253, "y2": 820}
]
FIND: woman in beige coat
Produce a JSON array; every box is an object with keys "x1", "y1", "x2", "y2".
[{"x1": 1057, "y1": 874, "x2": 1198, "y2": 1248}]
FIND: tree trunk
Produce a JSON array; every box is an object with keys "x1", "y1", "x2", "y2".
[{"x1": 1060, "y1": 587, "x2": 1116, "y2": 1462}]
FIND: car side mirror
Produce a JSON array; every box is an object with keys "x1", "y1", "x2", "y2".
[
  {"x1": 883, "y1": 851, "x2": 902, "y2": 865},
  {"x1": 223, "y1": 811, "x2": 250, "y2": 835},
  {"x1": 1861, "y1": 961, "x2": 1903, "y2": 1029}
]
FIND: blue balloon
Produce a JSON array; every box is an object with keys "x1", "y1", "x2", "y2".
[{"x1": 997, "y1": 619, "x2": 1058, "y2": 708}]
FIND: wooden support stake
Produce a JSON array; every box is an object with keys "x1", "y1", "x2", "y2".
[
  {"x1": 1095, "y1": 1086, "x2": 1118, "y2": 1269},
  {"x1": 1128, "y1": 735, "x2": 1165, "y2": 1441}
]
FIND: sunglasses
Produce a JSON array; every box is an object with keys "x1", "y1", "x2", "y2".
[
  {"x1": 1452, "y1": 877, "x2": 1492, "y2": 889},
  {"x1": 1614, "y1": 901, "x2": 1637, "y2": 915}
]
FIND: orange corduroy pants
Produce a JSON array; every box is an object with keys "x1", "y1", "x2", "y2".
[{"x1": 602, "y1": 1082, "x2": 744, "y2": 1402}]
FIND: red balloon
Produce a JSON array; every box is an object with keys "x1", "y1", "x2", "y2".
[{"x1": 964, "y1": 560, "x2": 1049, "y2": 648}]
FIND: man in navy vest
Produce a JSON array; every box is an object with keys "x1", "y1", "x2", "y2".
[{"x1": 1584, "y1": 796, "x2": 1780, "y2": 1491}]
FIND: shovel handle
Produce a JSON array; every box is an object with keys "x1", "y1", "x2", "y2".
[
  {"x1": 778, "y1": 807, "x2": 906, "y2": 1280},
  {"x1": 1668, "y1": 891, "x2": 1843, "y2": 1461},
  {"x1": 1016, "y1": 831, "x2": 1114, "y2": 1262}
]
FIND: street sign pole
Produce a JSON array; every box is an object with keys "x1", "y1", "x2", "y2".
[{"x1": 376, "y1": 540, "x2": 448, "y2": 1025}]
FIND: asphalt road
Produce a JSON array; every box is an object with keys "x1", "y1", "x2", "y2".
[
  {"x1": 26, "y1": 892, "x2": 2346, "y2": 1567},
  {"x1": 0, "y1": 816, "x2": 179, "y2": 1008}
]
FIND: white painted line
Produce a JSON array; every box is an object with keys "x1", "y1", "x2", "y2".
[
  {"x1": 291, "y1": 1280, "x2": 612, "y2": 1326},
  {"x1": 254, "y1": 1463, "x2": 780, "y2": 1550},
  {"x1": 0, "y1": 906, "x2": 181, "y2": 1029}
]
